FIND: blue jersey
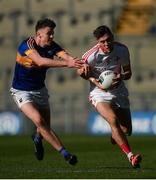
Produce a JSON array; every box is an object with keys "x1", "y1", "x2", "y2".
[{"x1": 12, "y1": 37, "x2": 65, "y2": 90}]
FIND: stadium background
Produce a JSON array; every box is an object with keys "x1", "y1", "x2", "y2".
[{"x1": 0, "y1": 0, "x2": 156, "y2": 135}]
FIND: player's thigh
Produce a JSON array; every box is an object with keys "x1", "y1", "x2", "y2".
[
  {"x1": 115, "y1": 108, "x2": 132, "y2": 135},
  {"x1": 96, "y1": 102, "x2": 117, "y2": 126},
  {"x1": 21, "y1": 102, "x2": 44, "y2": 126}
]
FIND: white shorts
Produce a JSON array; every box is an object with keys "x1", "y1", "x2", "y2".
[
  {"x1": 10, "y1": 87, "x2": 49, "y2": 108},
  {"x1": 89, "y1": 88, "x2": 130, "y2": 109}
]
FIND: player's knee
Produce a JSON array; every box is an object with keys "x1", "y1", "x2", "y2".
[
  {"x1": 108, "y1": 115, "x2": 119, "y2": 128},
  {"x1": 34, "y1": 116, "x2": 45, "y2": 128}
]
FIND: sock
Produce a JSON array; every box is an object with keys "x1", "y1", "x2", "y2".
[
  {"x1": 59, "y1": 147, "x2": 70, "y2": 158},
  {"x1": 36, "y1": 132, "x2": 43, "y2": 139},
  {"x1": 127, "y1": 152, "x2": 133, "y2": 162},
  {"x1": 33, "y1": 134, "x2": 41, "y2": 143},
  {"x1": 120, "y1": 143, "x2": 131, "y2": 155}
]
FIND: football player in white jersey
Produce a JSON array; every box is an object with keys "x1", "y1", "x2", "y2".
[{"x1": 77, "y1": 25, "x2": 142, "y2": 168}]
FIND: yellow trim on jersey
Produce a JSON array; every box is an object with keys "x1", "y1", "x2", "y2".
[
  {"x1": 56, "y1": 50, "x2": 66, "y2": 58},
  {"x1": 16, "y1": 52, "x2": 35, "y2": 68},
  {"x1": 25, "y1": 49, "x2": 36, "y2": 56}
]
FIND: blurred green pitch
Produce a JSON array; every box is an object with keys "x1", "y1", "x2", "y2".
[{"x1": 0, "y1": 135, "x2": 156, "y2": 179}]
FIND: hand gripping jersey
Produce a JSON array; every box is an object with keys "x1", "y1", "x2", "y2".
[
  {"x1": 82, "y1": 42, "x2": 130, "y2": 96},
  {"x1": 12, "y1": 37, "x2": 65, "y2": 91}
]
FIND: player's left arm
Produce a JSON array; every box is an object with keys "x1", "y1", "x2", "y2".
[
  {"x1": 117, "y1": 45, "x2": 132, "y2": 81},
  {"x1": 112, "y1": 63, "x2": 132, "y2": 90},
  {"x1": 121, "y1": 63, "x2": 132, "y2": 80},
  {"x1": 113, "y1": 64, "x2": 132, "y2": 87},
  {"x1": 112, "y1": 46, "x2": 132, "y2": 88},
  {"x1": 120, "y1": 46, "x2": 132, "y2": 80}
]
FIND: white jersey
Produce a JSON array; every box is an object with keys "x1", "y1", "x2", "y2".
[{"x1": 82, "y1": 42, "x2": 130, "y2": 98}]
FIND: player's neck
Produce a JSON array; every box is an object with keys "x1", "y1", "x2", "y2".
[{"x1": 34, "y1": 36, "x2": 45, "y2": 48}]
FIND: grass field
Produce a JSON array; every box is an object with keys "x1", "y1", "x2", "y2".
[{"x1": 0, "y1": 134, "x2": 156, "y2": 179}]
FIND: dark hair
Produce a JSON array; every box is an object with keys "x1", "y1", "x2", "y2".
[
  {"x1": 93, "y1": 25, "x2": 114, "y2": 40},
  {"x1": 35, "y1": 18, "x2": 56, "y2": 32}
]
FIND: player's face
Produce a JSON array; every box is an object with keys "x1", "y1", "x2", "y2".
[
  {"x1": 38, "y1": 27, "x2": 54, "y2": 47},
  {"x1": 97, "y1": 33, "x2": 114, "y2": 53}
]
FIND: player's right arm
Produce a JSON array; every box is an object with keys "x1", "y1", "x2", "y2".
[
  {"x1": 28, "y1": 50, "x2": 68, "y2": 68},
  {"x1": 77, "y1": 67, "x2": 104, "y2": 90},
  {"x1": 77, "y1": 46, "x2": 105, "y2": 89},
  {"x1": 58, "y1": 51, "x2": 88, "y2": 70}
]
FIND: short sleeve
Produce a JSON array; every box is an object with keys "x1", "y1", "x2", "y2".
[
  {"x1": 56, "y1": 50, "x2": 67, "y2": 58},
  {"x1": 51, "y1": 41, "x2": 64, "y2": 56},
  {"x1": 18, "y1": 37, "x2": 36, "y2": 56}
]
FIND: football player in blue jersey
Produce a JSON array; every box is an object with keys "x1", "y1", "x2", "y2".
[{"x1": 10, "y1": 18, "x2": 88, "y2": 165}]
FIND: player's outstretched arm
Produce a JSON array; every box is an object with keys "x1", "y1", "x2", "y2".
[
  {"x1": 28, "y1": 50, "x2": 68, "y2": 67},
  {"x1": 60, "y1": 52, "x2": 88, "y2": 69},
  {"x1": 28, "y1": 50, "x2": 86, "y2": 69}
]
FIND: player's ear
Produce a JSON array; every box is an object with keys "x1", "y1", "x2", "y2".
[{"x1": 36, "y1": 31, "x2": 41, "y2": 39}]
